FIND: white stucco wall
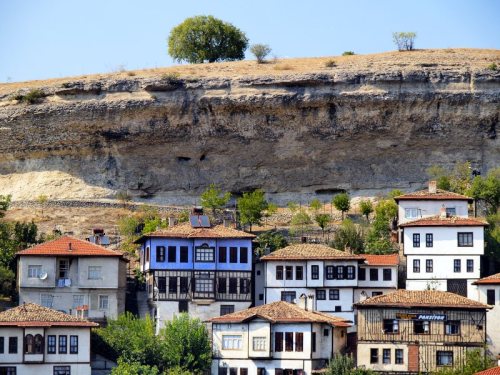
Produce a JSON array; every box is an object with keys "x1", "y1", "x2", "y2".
[
  {"x1": 357, "y1": 342, "x2": 409, "y2": 373},
  {"x1": 398, "y1": 200, "x2": 469, "y2": 224},
  {"x1": 475, "y1": 285, "x2": 500, "y2": 356}
]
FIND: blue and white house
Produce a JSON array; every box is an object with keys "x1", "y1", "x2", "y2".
[{"x1": 136, "y1": 215, "x2": 255, "y2": 325}]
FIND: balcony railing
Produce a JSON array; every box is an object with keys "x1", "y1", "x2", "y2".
[{"x1": 56, "y1": 278, "x2": 72, "y2": 287}]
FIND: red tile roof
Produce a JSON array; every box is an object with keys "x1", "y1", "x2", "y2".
[
  {"x1": 399, "y1": 215, "x2": 488, "y2": 227},
  {"x1": 208, "y1": 301, "x2": 351, "y2": 327},
  {"x1": 17, "y1": 236, "x2": 123, "y2": 257},
  {"x1": 136, "y1": 222, "x2": 255, "y2": 242},
  {"x1": 0, "y1": 303, "x2": 98, "y2": 327},
  {"x1": 473, "y1": 273, "x2": 500, "y2": 285},
  {"x1": 394, "y1": 189, "x2": 472, "y2": 202},
  {"x1": 475, "y1": 367, "x2": 500, "y2": 375},
  {"x1": 355, "y1": 290, "x2": 490, "y2": 310},
  {"x1": 260, "y1": 244, "x2": 364, "y2": 261},
  {"x1": 363, "y1": 254, "x2": 399, "y2": 266}
]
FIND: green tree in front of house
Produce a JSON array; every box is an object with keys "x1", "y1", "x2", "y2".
[
  {"x1": 237, "y1": 189, "x2": 268, "y2": 231},
  {"x1": 433, "y1": 349, "x2": 494, "y2": 375},
  {"x1": 331, "y1": 219, "x2": 365, "y2": 253},
  {"x1": 359, "y1": 200, "x2": 374, "y2": 221},
  {"x1": 254, "y1": 230, "x2": 288, "y2": 256},
  {"x1": 326, "y1": 354, "x2": 374, "y2": 375},
  {"x1": 111, "y1": 359, "x2": 160, "y2": 375},
  {"x1": 365, "y1": 196, "x2": 398, "y2": 254},
  {"x1": 200, "y1": 184, "x2": 231, "y2": 217}
]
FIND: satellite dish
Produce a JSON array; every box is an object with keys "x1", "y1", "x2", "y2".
[{"x1": 39, "y1": 272, "x2": 48, "y2": 280}]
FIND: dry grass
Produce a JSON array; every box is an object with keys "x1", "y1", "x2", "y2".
[{"x1": 1, "y1": 49, "x2": 499, "y2": 96}]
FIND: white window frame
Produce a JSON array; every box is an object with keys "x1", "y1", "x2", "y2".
[
  {"x1": 98, "y1": 295, "x2": 109, "y2": 310},
  {"x1": 405, "y1": 208, "x2": 419, "y2": 219},
  {"x1": 72, "y1": 294, "x2": 85, "y2": 308},
  {"x1": 40, "y1": 293, "x2": 53, "y2": 308},
  {"x1": 252, "y1": 336, "x2": 266, "y2": 351},
  {"x1": 28, "y1": 265, "x2": 42, "y2": 278},
  {"x1": 88, "y1": 266, "x2": 102, "y2": 280},
  {"x1": 222, "y1": 335, "x2": 242, "y2": 350}
]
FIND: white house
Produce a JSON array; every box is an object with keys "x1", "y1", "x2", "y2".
[
  {"x1": 0, "y1": 302, "x2": 98, "y2": 375},
  {"x1": 355, "y1": 254, "x2": 399, "y2": 303},
  {"x1": 400, "y1": 215, "x2": 487, "y2": 298},
  {"x1": 473, "y1": 273, "x2": 500, "y2": 357},
  {"x1": 17, "y1": 236, "x2": 128, "y2": 322},
  {"x1": 208, "y1": 300, "x2": 351, "y2": 375},
  {"x1": 395, "y1": 181, "x2": 472, "y2": 225}
]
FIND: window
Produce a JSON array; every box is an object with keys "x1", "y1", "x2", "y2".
[
  {"x1": 316, "y1": 290, "x2": 326, "y2": 300},
  {"x1": 25, "y1": 334, "x2": 33, "y2": 354},
  {"x1": 229, "y1": 247, "x2": 238, "y2": 263},
  {"x1": 72, "y1": 295, "x2": 84, "y2": 308},
  {"x1": 220, "y1": 305, "x2": 234, "y2": 316},
  {"x1": 329, "y1": 289, "x2": 339, "y2": 300},
  {"x1": 180, "y1": 277, "x2": 189, "y2": 293},
  {"x1": 326, "y1": 266, "x2": 335, "y2": 279},
  {"x1": 467, "y1": 259, "x2": 474, "y2": 272},
  {"x1": 437, "y1": 351, "x2": 453, "y2": 366},
  {"x1": 53, "y1": 366, "x2": 71, "y2": 375},
  {"x1": 253, "y1": 336, "x2": 266, "y2": 351},
  {"x1": 323, "y1": 328, "x2": 329, "y2": 337},
  {"x1": 395, "y1": 349, "x2": 404, "y2": 364},
  {"x1": 229, "y1": 369, "x2": 237, "y2": 375},
  {"x1": 276, "y1": 266, "x2": 283, "y2": 280},
  {"x1": 240, "y1": 369, "x2": 248, "y2": 375},
  {"x1": 58, "y1": 335, "x2": 67, "y2": 354},
  {"x1": 383, "y1": 348, "x2": 391, "y2": 364},
  {"x1": 156, "y1": 246, "x2": 166, "y2": 262},
  {"x1": 28, "y1": 265, "x2": 42, "y2": 278},
  {"x1": 487, "y1": 289, "x2": 495, "y2": 305},
  {"x1": 346, "y1": 266, "x2": 355, "y2": 279},
  {"x1": 197, "y1": 278, "x2": 215, "y2": 293},
  {"x1": 295, "y1": 332, "x2": 303, "y2": 352},
  {"x1": 370, "y1": 348, "x2": 379, "y2": 364},
  {"x1": 414, "y1": 320, "x2": 430, "y2": 334},
  {"x1": 446, "y1": 207, "x2": 456, "y2": 216},
  {"x1": 70, "y1": 336, "x2": 78, "y2": 354},
  {"x1": 47, "y1": 335, "x2": 56, "y2": 354},
  {"x1": 311, "y1": 265, "x2": 319, "y2": 280},
  {"x1": 458, "y1": 232, "x2": 473, "y2": 247},
  {"x1": 154, "y1": 277, "x2": 165, "y2": 294},
  {"x1": 8, "y1": 337, "x2": 17, "y2": 354},
  {"x1": 383, "y1": 319, "x2": 399, "y2": 333},
  {"x1": 259, "y1": 293, "x2": 264, "y2": 300},
  {"x1": 0, "y1": 337, "x2": 3, "y2": 354},
  {"x1": 240, "y1": 247, "x2": 248, "y2": 263},
  {"x1": 370, "y1": 269, "x2": 378, "y2": 281},
  {"x1": 218, "y1": 247, "x2": 227, "y2": 263},
  {"x1": 98, "y1": 295, "x2": 109, "y2": 310},
  {"x1": 168, "y1": 277, "x2": 177, "y2": 294},
  {"x1": 180, "y1": 246, "x2": 189, "y2": 263},
  {"x1": 222, "y1": 335, "x2": 242, "y2": 350},
  {"x1": 311, "y1": 332, "x2": 316, "y2": 352},
  {"x1": 336, "y1": 266, "x2": 345, "y2": 280},
  {"x1": 285, "y1": 266, "x2": 293, "y2": 280},
  {"x1": 228, "y1": 278, "x2": 237, "y2": 294},
  {"x1": 167, "y1": 246, "x2": 176, "y2": 262},
  {"x1": 285, "y1": 332, "x2": 293, "y2": 352},
  {"x1": 296, "y1": 266, "x2": 303, "y2": 280},
  {"x1": 413, "y1": 233, "x2": 420, "y2": 247},
  {"x1": 195, "y1": 246, "x2": 214, "y2": 262},
  {"x1": 58, "y1": 259, "x2": 69, "y2": 279},
  {"x1": 145, "y1": 247, "x2": 150, "y2": 262},
  {"x1": 413, "y1": 259, "x2": 420, "y2": 273},
  {"x1": 426, "y1": 233, "x2": 433, "y2": 247},
  {"x1": 359, "y1": 267, "x2": 366, "y2": 280},
  {"x1": 218, "y1": 278, "x2": 227, "y2": 294},
  {"x1": 179, "y1": 301, "x2": 188, "y2": 313},
  {"x1": 41, "y1": 293, "x2": 54, "y2": 308},
  {"x1": 426, "y1": 259, "x2": 433, "y2": 273},
  {"x1": 0, "y1": 368, "x2": 16, "y2": 375},
  {"x1": 240, "y1": 279, "x2": 250, "y2": 294},
  {"x1": 454, "y1": 259, "x2": 461, "y2": 273},
  {"x1": 335, "y1": 306, "x2": 341, "y2": 312},
  {"x1": 405, "y1": 208, "x2": 419, "y2": 219},
  {"x1": 281, "y1": 291, "x2": 296, "y2": 303},
  {"x1": 88, "y1": 266, "x2": 102, "y2": 280},
  {"x1": 445, "y1": 320, "x2": 460, "y2": 335},
  {"x1": 275, "y1": 332, "x2": 283, "y2": 352},
  {"x1": 383, "y1": 269, "x2": 392, "y2": 281},
  {"x1": 372, "y1": 291, "x2": 383, "y2": 297}
]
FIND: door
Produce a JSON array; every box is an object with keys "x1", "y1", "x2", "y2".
[{"x1": 447, "y1": 279, "x2": 467, "y2": 297}]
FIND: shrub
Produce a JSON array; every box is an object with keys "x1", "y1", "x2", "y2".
[
  {"x1": 324, "y1": 59, "x2": 336, "y2": 68},
  {"x1": 13, "y1": 89, "x2": 46, "y2": 104},
  {"x1": 342, "y1": 51, "x2": 355, "y2": 56},
  {"x1": 392, "y1": 32, "x2": 417, "y2": 51},
  {"x1": 161, "y1": 72, "x2": 181, "y2": 83},
  {"x1": 250, "y1": 44, "x2": 272, "y2": 63},
  {"x1": 487, "y1": 62, "x2": 498, "y2": 71}
]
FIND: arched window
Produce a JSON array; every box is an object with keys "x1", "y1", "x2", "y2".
[
  {"x1": 25, "y1": 334, "x2": 34, "y2": 354},
  {"x1": 34, "y1": 334, "x2": 43, "y2": 354}
]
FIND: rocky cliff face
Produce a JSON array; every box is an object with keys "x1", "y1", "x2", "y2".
[{"x1": 0, "y1": 49, "x2": 499, "y2": 204}]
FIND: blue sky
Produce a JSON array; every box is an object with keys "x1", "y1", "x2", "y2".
[{"x1": 1, "y1": 0, "x2": 499, "y2": 83}]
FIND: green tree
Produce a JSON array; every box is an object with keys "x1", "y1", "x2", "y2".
[
  {"x1": 326, "y1": 354, "x2": 374, "y2": 375},
  {"x1": 200, "y1": 184, "x2": 231, "y2": 216},
  {"x1": 254, "y1": 230, "x2": 288, "y2": 256},
  {"x1": 111, "y1": 359, "x2": 160, "y2": 375},
  {"x1": 37, "y1": 194, "x2": 48, "y2": 217},
  {"x1": 433, "y1": 349, "x2": 493, "y2": 375},
  {"x1": 159, "y1": 313, "x2": 211, "y2": 374},
  {"x1": 359, "y1": 200, "x2": 374, "y2": 221},
  {"x1": 0, "y1": 265, "x2": 15, "y2": 297},
  {"x1": 450, "y1": 161, "x2": 473, "y2": 194},
  {"x1": 250, "y1": 44, "x2": 272, "y2": 63},
  {"x1": 237, "y1": 189, "x2": 268, "y2": 231},
  {"x1": 0, "y1": 195, "x2": 11, "y2": 218},
  {"x1": 168, "y1": 15, "x2": 248, "y2": 63},
  {"x1": 469, "y1": 167, "x2": 500, "y2": 214},
  {"x1": 315, "y1": 213, "x2": 331, "y2": 237},
  {"x1": 427, "y1": 165, "x2": 451, "y2": 190},
  {"x1": 331, "y1": 219, "x2": 365, "y2": 253},
  {"x1": 365, "y1": 199, "x2": 398, "y2": 254},
  {"x1": 392, "y1": 32, "x2": 417, "y2": 51},
  {"x1": 309, "y1": 198, "x2": 322, "y2": 213},
  {"x1": 332, "y1": 193, "x2": 351, "y2": 220},
  {"x1": 290, "y1": 209, "x2": 313, "y2": 236}
]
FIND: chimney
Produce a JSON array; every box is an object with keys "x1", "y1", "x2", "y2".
[
  {"x1": 68, "y1": 242, "x2": 72, "y2": 251},
  {"x1": 440, "y1": 204, "x2": 447, "y2": 219},
  {"x1": 223, "y1": 219, "x2": 231, "y2": 228},
  {"x1": 307, "y1": 294, "x2": 315, "y2": 312},
  {"x1": 168, "y1": 217, "x2": 176, "y2": 227},
  {"x1": 297, "y1": 294, "x2": 307, "y2": 311},
  {"x1": 429, "y1": 180, "x2": 437, "y2": 194}
]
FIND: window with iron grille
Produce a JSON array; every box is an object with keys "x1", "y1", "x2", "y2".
[
  {"x1": 426, "y1": 233, "x2": 433, "y2": 247},
  {"x1": 458, "y1": 232, "x2": 473, "y2": 247},
  {"x1": 413, "y1": 233, "x2": 420, "y2": 247},
  {"x1": 413, "y1": 259, "x2": 420, "y2": 273},
  {"x1": 467, "y1": 259, "x2": 474, "y2": 272},
  {"x1": 156, "y1": 246, "x2": 166, "y2": 262},
  {"x1": 426, "y1": 259, "x2": 433, "y2": 273},
  {"x1": 311, "y1": 265, "x2": 319, "y2": 279},
  {"x1": 454, "y1": 259, "x2": 461, "y2": 273},
  {"x1": 276, "y1": 266, "x2": 283, "y2": 280}
]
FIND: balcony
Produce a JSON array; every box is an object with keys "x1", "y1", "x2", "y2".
[{"x1": 56, "y1": 278, "x2": 72, "y2": 288}]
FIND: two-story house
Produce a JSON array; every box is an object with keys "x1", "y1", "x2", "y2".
[
  {"x1": 209, "y1": 300, "x2": 351, "y2": 375},
  {"x1": 355, "y1": 254, "x2": 399, "y2": 302},
  {"x1": 17, "y1": 236, "x2": 127, "y2": 321},
  {"x1": 0, "y1": 302, "x2": 98, "y2": 375},
  {"x1": 136, "y1": 214, "x2": 255, "y2": 325},
  {"x1": 400, "y1": 214, "x2": 487, "y2": 298},
  {"x1": 356, "y1": 290, "x2": 489, "y2": 374},
  {"x1": 473, "y1": 273, "x2": 500, "y2": 357}
]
